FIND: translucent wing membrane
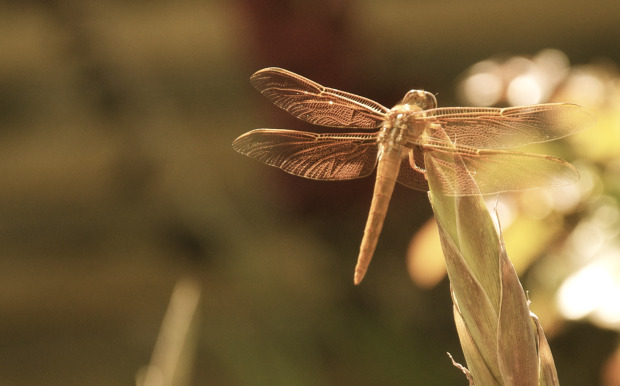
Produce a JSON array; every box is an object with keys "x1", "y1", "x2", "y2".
[
  {"x1": 241, "y1": 67, "x2": 593, "y2": 193},
  {"x1": 396, "y1": 147, "x2": 429, "y2": 191},
  {"x1": 233, "y1": 129, "x2": 379, "y2": 180},
  {"x1": 423, "y1": 144, "x2": 579, "y2": 196},
  {"x1": 419, "y1": 103, "x2": 595, "y2": 149},
  {"x1": 251, "y1": 67, "x2": 388, "y2": 129}
]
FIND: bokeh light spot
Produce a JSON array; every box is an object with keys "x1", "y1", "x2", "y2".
[
  {"x1": 461, "y1": 72, "x2": 503, "y2": 106},
  {"x1": 507, "y1": 74, "x2": 543, "y2": 105}
]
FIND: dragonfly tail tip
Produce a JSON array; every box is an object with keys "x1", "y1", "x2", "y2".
[{"x1": 353, "y1": 271, "x2": 365, "y2": 285}]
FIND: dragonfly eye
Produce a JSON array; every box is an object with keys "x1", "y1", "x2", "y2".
[{"x1": 402, "y1": 90, "x2": 438, "y2": 110}]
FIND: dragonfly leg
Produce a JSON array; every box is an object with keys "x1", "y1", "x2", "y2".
[{"x1": 409, "y1": 146, "x2": 426, "y2": 173}]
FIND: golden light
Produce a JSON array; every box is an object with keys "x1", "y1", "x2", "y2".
[
  {"x1": 557, "y1": 254, "x2": 620, "y2": 329},
  {"x1": 507, "y1": 73, "x2": 544, "y2": 106},
  {"x1": 457, "y1": 60, "x2": 503, "y2": 106},
  {"x1": 557, "y1": 263, "x2": 612, "y2": 320}
]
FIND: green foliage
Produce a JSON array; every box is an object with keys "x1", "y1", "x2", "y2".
[{"x1": 426, "y1": 151, "x2": 558, "y2": 385}]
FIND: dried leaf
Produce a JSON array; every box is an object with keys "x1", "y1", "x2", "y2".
[
  {"x1": 532, "y1": 313, "x2": 560, "y2": 386},
  {"x1": 497, "y1": 242, "x2": 538, "y2": 385},
  {"x1": 448, "y1": 350, "x2": 476, "y2": 386},
  {"x1": 452, "y1": 300, "x2": 500, "y2": 385},
  {"x1": 433, "y1": 210, "x2": 501, "y2": 379},
  {"x1": 426, "y1": 146, "x2": 555, "y2": 385}
]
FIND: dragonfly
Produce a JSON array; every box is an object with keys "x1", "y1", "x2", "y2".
[{"x1": 233, "y1": 67, "x2": 594, "y2": 285}]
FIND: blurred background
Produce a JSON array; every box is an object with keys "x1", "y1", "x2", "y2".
[{"x1": 1, "y1": 0, "x2": 620, "y2": 384}]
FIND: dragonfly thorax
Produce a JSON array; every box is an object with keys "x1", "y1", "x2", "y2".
[{"x1": 382, "y1": 90, "x2": 436, "y2": 146}]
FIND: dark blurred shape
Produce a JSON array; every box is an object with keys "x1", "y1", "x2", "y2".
[
  {"x1": 159, "y1": 219, "x2": 213, "y2": 267},
  {"x1": 238, "y1": 0, "x2": 352, "y2": 81}
]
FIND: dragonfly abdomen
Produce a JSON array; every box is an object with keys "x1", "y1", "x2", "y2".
[{"x1": 354, "y1": 148, "x2": 402, "y2": 284}]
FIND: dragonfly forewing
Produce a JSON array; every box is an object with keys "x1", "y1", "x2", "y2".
[
  {"x1": 419, "y1": 103, "x2": 595, "y2": 149},
  {"x1": 251, "y1": 67, "x2": 389, "y2": 129}
]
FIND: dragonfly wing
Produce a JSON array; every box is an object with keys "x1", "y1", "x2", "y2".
[
  {"x1": 396, "y1": 147, "x2": 429, "y2": 192},
  {"x1": 233, "y1": 129, "x2": 379, "y2": 180},
  {"x1": 424, "y1": 146, "x2": 579, "y2": 196},
  {"x1": 420, "y1": 103, "x2": 595, "y2": 148},
  {"x1": 251, "y1": 67, "x2": 389, "y2": 129}
]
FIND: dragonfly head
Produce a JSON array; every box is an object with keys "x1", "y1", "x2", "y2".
[{"x1": 401, "y1": 90, "x2": 437, "y2": 110}]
